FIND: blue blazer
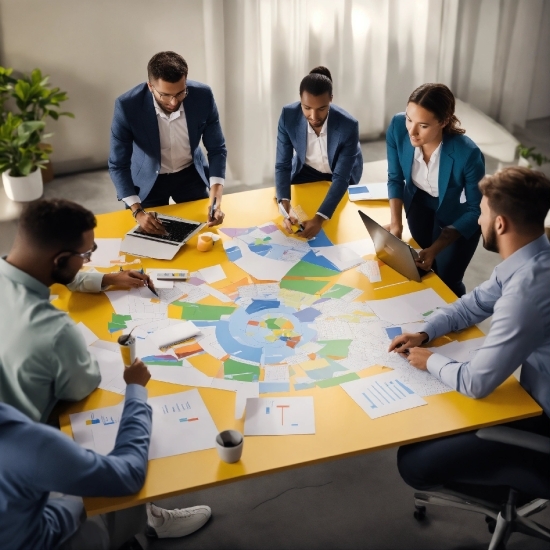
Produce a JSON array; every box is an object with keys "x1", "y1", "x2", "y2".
[
  {"x1": 275, "y1": 102, "x2": 363, "y2": 218},
  {"x1": 387, "y1": 113, "x2": 485, "y2": 239},
  {"x1": 108, "y1": 81, "x2": 227, "y2": 202}
]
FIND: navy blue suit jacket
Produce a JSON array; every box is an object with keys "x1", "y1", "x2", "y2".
[
  {"x1": 275, "y1": 102, "x2": 363, "y2": 218},
  {"x1": 108, "y1": 81, "x2": 227, "y2": 202},
  {"x1": 387, "y1": 113, "x2": 484, "y2": 239}
]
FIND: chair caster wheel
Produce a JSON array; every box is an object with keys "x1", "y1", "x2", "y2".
[
  {"x1": 414, "y1": 505, "x2": 426, "y2": 521},
  {"x1": 485, "y1": 516, "x2": 496, "y2": 534}
]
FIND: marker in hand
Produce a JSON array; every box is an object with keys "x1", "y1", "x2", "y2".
[
  {"x1": 210, "y1": 198, "x2": 217, "y2": 223},
  {"x1": 278, "y1": 201, "x2": 304, "y2": 233},
  {"x1": 139, "y1": 268, "x2": 159, "y2": 297}
]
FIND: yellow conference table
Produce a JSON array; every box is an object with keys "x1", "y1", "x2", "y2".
[{"x1": 58, "y1": 183, "x2": 541, "y2": 516}]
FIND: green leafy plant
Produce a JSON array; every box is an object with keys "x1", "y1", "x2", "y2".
[
  {"x1": 0, "y1": 66, "x2": 73, "y2": 179},
  {"x1": 0, "y1": 112, "x2": 51, "y2": 176},
  {"x1": 517, "y1": 144, "x2": 550, "y2": 167},
  {"x1": 12, "y1": 68, "x2": 74, "y2": 123}
]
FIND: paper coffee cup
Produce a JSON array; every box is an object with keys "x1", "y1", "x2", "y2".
[
  {"x1": 117, "y1": 335, "x2": 136, "y2": 368},
  {"x1": 215, "y1": 430, "x2": 243, "y2": 463}
]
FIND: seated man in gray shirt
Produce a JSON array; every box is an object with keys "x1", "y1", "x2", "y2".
[
  {"x1": 0, "y1": 360, "x2": 211, "y2": 550},
  {"x1": 0, "y1": 198, "x2": 153, "y2": 423},
  {"x1": 388, "y1": 167, "x2": 550, "y2": 501}
]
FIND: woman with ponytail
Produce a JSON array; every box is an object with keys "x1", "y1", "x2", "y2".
[
  {"x1": 275, "y1": 66, "x2": 363, "y2": 239},
  {"x1": 386, "y1": 83, "x2": 485, "y2": 296}
]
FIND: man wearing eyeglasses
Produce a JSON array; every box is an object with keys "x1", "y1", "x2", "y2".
[
  {"x1": 109, "y1": 51, "x2": 227, "y2": 235},
  {"x1": 0, "y1": 199, "x2": 153, "y2": 423}
]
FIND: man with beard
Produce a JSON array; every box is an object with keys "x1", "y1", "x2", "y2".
[
  {"x1": 0, "y1": 198, "x2": 153, "y2": 423},
  {"x1": 388, "y1": 166, "x2": 550, "y2": 502}
]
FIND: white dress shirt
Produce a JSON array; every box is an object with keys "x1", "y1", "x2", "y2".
[
  {"x1": 304, "y1": 116, "x2": 332, "y2": 175},
  {"x1": 411, "y1": 142, "x2": 441, "y2": 197},
  {"x1": 123, "y1": 95, "x2": 224, "y2": 206}
]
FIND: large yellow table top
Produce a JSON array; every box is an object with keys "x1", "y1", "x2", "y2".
[{"x1": 58, "y1": 183, "x2": 541, "y2": 515}]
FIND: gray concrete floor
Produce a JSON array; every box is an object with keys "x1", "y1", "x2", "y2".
[{"x1": 1, "y1": 120, "x2": 550, "y2": 549}]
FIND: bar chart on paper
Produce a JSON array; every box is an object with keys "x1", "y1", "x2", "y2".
[
  {"x1": 244, "y1": 397, "x2": 315, "y2": 435},
  {"x1": 341, "y1": 371, "x2": 427, "y2": 419},
  {"x1": 70, "y1": 389, "x2": 219, "y2": 460}
]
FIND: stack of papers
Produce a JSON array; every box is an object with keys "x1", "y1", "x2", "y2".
[{"x1": 348, "y1": 183, "x2": 388, "y2": 201}]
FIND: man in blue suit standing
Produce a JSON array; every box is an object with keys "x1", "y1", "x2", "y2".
[
  {"x1": 275, "y1": 67, "x2": 363, "y2": 239},
  {"x1": 109, "y1": 51, "x2": 227, "y2": 235}
]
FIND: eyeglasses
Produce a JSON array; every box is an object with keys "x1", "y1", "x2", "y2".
[
  {"x1": 150, "y1": 83, "x2": 189, "y2": 103},
  {"x1": 69, "y1": 243, "x2": 97, "y2": 263}
]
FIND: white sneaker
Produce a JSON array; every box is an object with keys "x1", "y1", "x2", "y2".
[{"x1": 145, "y1": 502, "x2": 211, "y2": 538}]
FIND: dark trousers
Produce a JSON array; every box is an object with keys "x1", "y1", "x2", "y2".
[
  {"x1": 291, "y1": 164, "x2": 333, "y2": 185},
  {"x1": 139, "y1": 164, "x2": 209, "y2": 209},
  {"x1": 397, "y1": 414, "x2": 550, "y2": 502},
  {"x1": 406, "y1": 188, "x2": 480, "y2": 297}
]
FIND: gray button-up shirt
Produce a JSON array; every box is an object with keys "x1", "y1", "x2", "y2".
[
  {"x1": 421, "y1": 234, "x2": 550, "y2": 416},
  {"x1": 0, "y1": 259, "x2": 102, "y2": 422}
]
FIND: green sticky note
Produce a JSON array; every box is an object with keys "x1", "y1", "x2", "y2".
[
  {"x1": 223, "y1": 358, "x2": 260, "y2": 382},
  {"x1": 317, "y1": 340, "x2": 353, "y2": 358},
  {"x1": 280, "y1": 278, "x2": 329, "y2": 295},
  {"x1": 173, "y1": 302, "x2": 236, "y2": 321},
  {"x1": 285, "y1": 261, "x2": 340, "y2": 278},
  {"x1": 315, "y1": 372, "x2": 360, "y2": 388},
  {"x1": 322, "y1": 284, "x2": 354, "y2": 299},
  {"x1": 112, "y1": 314, "x2": 132, "y2": 323}
]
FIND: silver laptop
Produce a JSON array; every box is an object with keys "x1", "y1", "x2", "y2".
[
  {"x1": 121, "y1": 214, "x2": 205, "y2": 260},
  {"x1": 358, "y1": 210, "x2": 424, "y2": 282}
]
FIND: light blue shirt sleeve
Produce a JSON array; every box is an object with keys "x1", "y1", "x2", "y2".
[{"x1": 66, "y1": 272, "x2": 105, "y2": 293}]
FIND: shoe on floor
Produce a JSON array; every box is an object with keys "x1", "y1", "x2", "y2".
[{"x1": 145, "y1": 502, "x2": 211, "y2": 538}]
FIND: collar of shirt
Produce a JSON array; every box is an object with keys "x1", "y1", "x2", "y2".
[
  {"x1": 152, "y1": 95, "x2": 184, "y2": 121},
  {"x1": 414, "y1": 141, "x2": 442, "y2": 163},
  {"x1": 494, "y1": 234, "x2": 550, "y2": 286},
  {"x1": 0, "y1": 257, "x2": 50, "y2": 299},
  {"x1": 307, "y1": 114, "x2": 329, "y2": 137}
]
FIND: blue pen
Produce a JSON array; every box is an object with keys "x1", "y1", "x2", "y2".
[{"x1": 139, "y1": 268, "x2": 159, "y2": 297}]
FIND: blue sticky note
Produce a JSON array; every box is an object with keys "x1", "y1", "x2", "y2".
[
  {"x1": 225, "y1": 246, "x2": 243, "y2": 261},
  {"x1": 349, "y1": 185, "x2": 369, "y2": 194},
  {"x1": 385, "y1": 327, "x2": 403, "y2": 339}
]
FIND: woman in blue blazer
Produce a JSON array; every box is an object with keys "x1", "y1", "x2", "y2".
[
  {"x1": 275, "y1": 67, "x2": 363, "y2": 238},
  {"x1": 386, "y1": 83, "x2": 485, "y2": 296}
]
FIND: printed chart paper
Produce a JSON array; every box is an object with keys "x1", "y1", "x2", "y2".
[
  {"x1": 341, "y1": 371, "x2": 427, "y2": 419},
  {"x1": 244, "y1": 397, "x2": 315, "y2": 435},
  {"x1": 70, "y1": 389, "x2": 218, "y2": 459}
]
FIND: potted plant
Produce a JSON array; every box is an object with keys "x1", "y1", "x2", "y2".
[
  {"x1": 0, "y1": 113, "x2": 50, "y2": 201},
  {"x1": 517, "y1": 144, "x2": 550, "y2": 169},
  {"x1": 0, "y1": 67, "x2": 73, "y2": 201}
]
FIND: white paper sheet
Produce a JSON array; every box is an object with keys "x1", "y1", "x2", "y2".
[
  {"x1": 147, "y1": 364, "x2": 213, "y2": 389},
  {"x1": 357, "y1": 259, "x2": 382, "y2": 282},
  {"x1": 314, "y1": 244, "x2": 365, "y2": 271},
  {"x1": 339, "y1": 238, "x2": 376, "y2": 257},
  {"x1": 209, "y1": 378, "x2": 260, "y2": 419},
  {"x1": 88, "y1": 238, "x2": 123, "y2": 267},
  {"x1": 89, "y1": 344, "x2": 126, "y2": 395},
  {"x1": 244, "y1": 397, "x2": 315, "y2": 435},
  {"x1": 198, "y1": 264, "x2": 226, "y2": 284},
  {"x1": 70, "y1": 389, "x2": 218, "y2": 459},
  {"x1": 348, "y1": 183, "x2": 389, "y2": 201},
  {"x1": 201, "y1": 285, "x2": 233, "y2": 303},
  {"x1": 428, "y1": 337, "x2": 486, "y2": 363},
  {"x1": 341, "y1": 371, "x2": 427, "y2": 419},
  {"x1": 366, "y1": 289, "x2": 447, "y2": 324}
]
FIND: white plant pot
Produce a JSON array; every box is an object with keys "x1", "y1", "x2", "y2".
[{"x1": 2, "y1": 168, "x2": 43, "y2": 202}]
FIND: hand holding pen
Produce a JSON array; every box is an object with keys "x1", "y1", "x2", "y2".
[
  {"x1": 207, "y1": 185, "x2": 225, "y2": 227},
  {"x1": 102, "y1": 269, "x2": 158, "y2": 296},
  {"x1": 278, "y1": 200, "x2": 304, "y2": 234}
]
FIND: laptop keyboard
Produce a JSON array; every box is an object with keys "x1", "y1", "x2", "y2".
[{"x1": 134, "y1": 218, "x2": 200, "y2": 244}]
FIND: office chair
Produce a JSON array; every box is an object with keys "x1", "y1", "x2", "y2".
[{"x1": 412, "y1": 426, "x2": 550, "y2": 550}]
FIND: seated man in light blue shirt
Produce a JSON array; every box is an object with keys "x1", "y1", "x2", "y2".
[
  {"x1": 0, "y1": 360, "x2": 211, "y2": 550},
  {"x1": 388, "y1": 167, "x2": 550, "y2": 501},
  {"x1": 0, "y1": 198, "x2": 153, "y2": 423}
]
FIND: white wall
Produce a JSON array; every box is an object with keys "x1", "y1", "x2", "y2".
[
  {"x1": 0, "y1": 0, "x2": 213, "y2": 173},
  {"x1": 527, "y1": 0, "x2": 550, "y2": 121}
]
